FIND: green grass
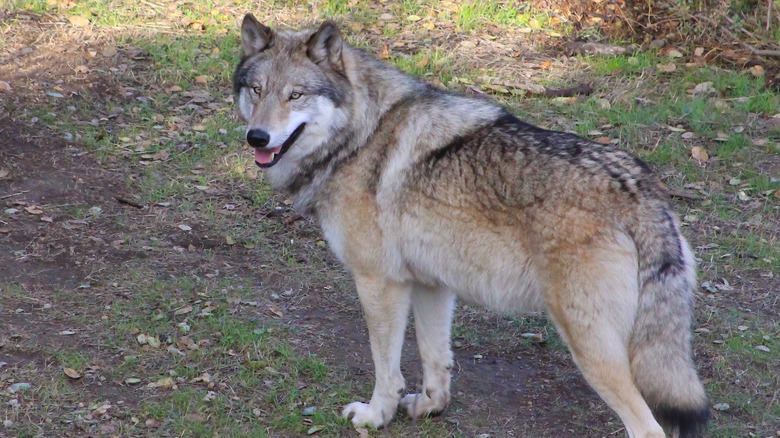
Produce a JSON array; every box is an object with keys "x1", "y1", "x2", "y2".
[
  {"x1": 456, "y1": 0, "x2": 554, "y2": 31},
  {"x1": 0, "y1": 282, "x2": 28, "y2": 299}
]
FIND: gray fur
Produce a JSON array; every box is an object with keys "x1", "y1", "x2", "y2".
[{"x1": 233, "y1": 15, "x2": 709, "y2": 437}]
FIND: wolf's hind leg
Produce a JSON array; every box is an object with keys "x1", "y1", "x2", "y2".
[
  {"x1": 400, "y1": 286, "x2": 456, "y2": 418},
  {"x1": 343, "y1": 276, "x2": 411, "y2": 428},
  {"x1": 543, "y1": 240, "x2": 666, "y2": 438}
]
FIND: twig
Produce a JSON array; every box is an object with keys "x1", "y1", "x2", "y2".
[
  {"x1": 668, "y1": 190, "x2": 703, "y2": 201},
  {"x1": 565, "y1": 41, "x2": 635, "y2": 56},
  {"x1": 538, "y1": 83, "x2": 594, "y2": 98},
  {"x1": 719, "y1": 25, "x2": 780, "y2": 57},
  {"x1": 1, "y1": 191, "x2": 28, "y2": 200},
  {"x1": 115, "y1": 196, "x2": 144, "y2": 209}
]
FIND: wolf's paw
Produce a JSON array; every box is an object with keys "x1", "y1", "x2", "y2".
[
  {"x1": 399, "y1": 392, "x2": 448, "y2": 418},
  {"x1": 342, "y1": 401, "x2": 394, "y2": 428}
]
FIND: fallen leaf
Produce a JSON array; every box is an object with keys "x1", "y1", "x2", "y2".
[
  {"x1": 667, "y1": 49, "x2": 683, "y2": 58},
  {"x1": 102, "y1": 46, "x2": 117, "y2": 57},
  {"x1": 63, "y1": 367, "x2": 81, "y2": 379},
  {"x1": 92, "y1": 402, "x2": 111, "y2": 415},
  {"x1": 521, "y1": 332, "x2": 545, "y2": 342},
  {"x1": 67, "y1": 15, "x2": 90, "y2": 27},
  {"x1": 194, "y1": 75, "x2": 209, "y2": 84},
  {"x1": 173, "y1": 305, "x2": 193, "y2": 315},
  {"x1": 307, "y1": 426, "x2": 325, "y2": 435},
  {"x1": 24, "y1": 206, "x2": 43, "y2": 215},
  {"x1": 0, "y1": 81, "x2": 10, "y2": 92},
  {"x1": 147, "y1": 377, "x2": 175, "y2": 389},
  {"x1": 178, "y1": 224, "x2": 192, "y2": 231},
  {"x1": 749, "y1": 65, "x2": 764, "y2": 77},
  {"x1": 147, "y1": 336, "x2": 161, "y2": 348},
  {"x1": 153, "y1": 150, "x2": 169, "y2": 161},
  {"x1": 690, "y1": 146, "x2": 709, "y2": 164},
  {"x1": 593, "y1": 98, "x2": 611, "y2": 109},
  {"x1": 406, "y1": 15, "x2": 421, "y2": 21},
  {"x1": 657, "y1": 63, "x2": 676, "y2": 73},
  {"x1": 712, "y1": 403, "x2": 730, "y2": 411},
  {"x1": 190, "y1": 373, "x2": 211, "y2": 384},
  {"x1": 125, "y1": 378, "x2": 141, "y2": 385},
  {"x1": 689, "y1": 81, "x2": 715, "y2": 95},
  {"x1": 755, "y1": 345, "x2": 770, "y2": 352}
]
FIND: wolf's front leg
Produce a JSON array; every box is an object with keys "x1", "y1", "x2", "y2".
[
  {"x1": 343, "y1": 276, "x2": 412, "y2": 429},
  {"x1": 400, "y1": 286, "x2": 455, "y2": 418}
]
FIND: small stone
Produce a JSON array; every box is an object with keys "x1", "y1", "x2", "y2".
[
  {"x1": 649, "y1": 39, "x2": 666, "y2": 49},
  {"x1": 8, "y1": 383, "x2": 31, "y2": 393}
]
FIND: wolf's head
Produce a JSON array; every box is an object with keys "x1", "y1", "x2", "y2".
[{"x1": 233, "y1": 15, "x2": 352, "y2": 177}]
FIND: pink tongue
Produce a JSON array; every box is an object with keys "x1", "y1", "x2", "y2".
[{"x1": 254, "y1": 146, "x2": 282, "y2": 164}]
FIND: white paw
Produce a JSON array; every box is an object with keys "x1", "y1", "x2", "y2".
[
  {"x1": 399, "y1": 392, "x2": 448, "y2": 418},
  {"x1": 342, "y1": 401, "x2": 393, "y2": 428}
]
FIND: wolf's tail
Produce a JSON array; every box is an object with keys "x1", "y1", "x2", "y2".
[{"x1": 629, "y1": 206, "x2": 709, "y2": 437}]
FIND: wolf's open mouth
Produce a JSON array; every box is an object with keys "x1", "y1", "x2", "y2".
[{"x1": 254, "y1": 123, "x2": 306, "y2": 168}]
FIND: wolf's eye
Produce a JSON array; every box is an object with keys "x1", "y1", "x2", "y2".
[
  {"x1": 251, "y1": 86, "x2": 262, "y2": 95},
  {"x1": 289, "y1": 91, "x2": 302, "y2": 100}
]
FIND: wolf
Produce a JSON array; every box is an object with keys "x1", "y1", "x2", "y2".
[{"x1": 232, "y1": 14, "x2": 710, "y2": 438}]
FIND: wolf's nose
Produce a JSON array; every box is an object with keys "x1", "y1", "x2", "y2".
[{"x1": 247, "y1": 129, "x2": 270, "y2": 148}]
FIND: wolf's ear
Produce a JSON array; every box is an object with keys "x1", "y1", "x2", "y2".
[
  {"x1": 241, "y1": 13, "x2": 273, "y2": 55},
  {"x1": 306, "y1": 20, "x2": 344, "y2": 71}
]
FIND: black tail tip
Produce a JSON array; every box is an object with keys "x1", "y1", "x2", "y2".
[{"x1": 654, "y1": 404, "x2": 710, "y2": 437}]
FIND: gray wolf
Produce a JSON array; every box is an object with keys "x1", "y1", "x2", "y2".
[{"x1": 233, "y1": 14, "x2": 710, "y2": 438}]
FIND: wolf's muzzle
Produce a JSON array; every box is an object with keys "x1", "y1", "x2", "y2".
[{"x1": 247, "y1": 129, "x2": 270, "y2": 148}]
